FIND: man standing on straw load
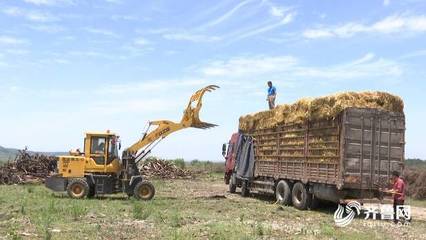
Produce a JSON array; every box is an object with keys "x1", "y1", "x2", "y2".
[{"x1": 267, "y1": 81, "x2": 277, "y2": 110}]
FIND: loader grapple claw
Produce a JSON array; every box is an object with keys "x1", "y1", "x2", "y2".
[{"x1": 181, "y1": 85, "x2": 220, "y2": 129}]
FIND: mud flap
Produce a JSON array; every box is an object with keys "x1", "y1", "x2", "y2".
[{"x1": 45, "y1": 175, "x2": 67, "y2": 192}]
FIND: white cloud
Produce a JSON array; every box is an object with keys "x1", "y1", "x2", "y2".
[
  {"x1": 303, "y1": 14, "x2": 426, "y2": 39},
  {"x1": 350, "y1": 53, "x2": 375, "y2": 65},
  {"x1": 111, "y1": 15, "x2": 138, "y2": 21},
  {"x1": 0, "y1": 36, "x2": 28, "y2": 45},
  {"x1": 96, "y1": 79, "x2": 207, "y2": 95},
  {"x1": 296, "y1": 55, "x2": 402, "y2": 79},
  {"x1": 203, "y1": 0, "x2": 253, "y2": 28},
  {"x1": 303, "y1": 29, "x2": 332, "y2": 39},
  {"x1": 3, "y1": 7, "x2": 58, "y2": 22},
  {"x1": 68, "y1": 50, "x2": 113, "y2": 59},
  {"x1": 383, "y1": 0, "x2": 390, "y2": 6},
  {"x1": 229, "y1": 11, "x2": 295, "y2": 41},
  {"x1": 104, "y1": 0, "x2": 123, "y2": 4},
  {"x1": 133, "y1": 37, "x2": 151, "y2": 46},
  {"x1": 163, "y1": 33, "x2": 221, "y2": 42},
  {"x1": 84, "y1": 27, "x2": 120, "y2": 38},
  {"x1": 200, "y1": 56, "x2": 298, "y2": 77},
  {"x1": 23, "y1": 0, "x2": 75, "y2": 6},
  {"x1": 270, "y1": 6, "x2": 286, "y2": 17},
  {"x1": 400, "y1": 49, "x2": 426, "y2": 59},
  {"x1": 28, "y1": 24, "x2": 65, "y2": 33},
  {"x1": 5, "y1": 49, "x2": 29, "y2": 55},
  {"x1": 89, "y1": 99, "x2": 177, "y2": 114},
  {"x1": 199, "y1": 54, "x2": 402, "y2": 80}
]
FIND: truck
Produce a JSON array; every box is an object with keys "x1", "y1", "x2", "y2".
[{"x1": 223, "y1": 107, "x2": 405, "y2": 210}]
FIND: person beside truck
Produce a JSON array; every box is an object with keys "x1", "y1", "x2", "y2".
[{"x1": 381, "y1": 170, "x2": 409, "y2": 223}]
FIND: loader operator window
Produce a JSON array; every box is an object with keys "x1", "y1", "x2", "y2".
[
  {"x1": 107, "y1": 137, "x2": 119, "y2": 164},
  {"x1": 90, "y1": 137, "x2": 106, "y2": 165}
]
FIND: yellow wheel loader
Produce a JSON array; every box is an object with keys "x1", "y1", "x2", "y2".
[{"x1": 45, "y1": 85, "x2": 219, "y2": 200}]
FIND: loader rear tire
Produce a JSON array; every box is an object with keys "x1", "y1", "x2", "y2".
[
  {"x1": 291, "y1": 182, "x2": 311, "y2": 210},
  {"x1": 67, "y1": 179, "x2": 89, "y2": 199},
  {"x1": 134, "y1": 181, "x2": 155, "y2": 200},
  {"x1": 276, "y1": 180, "x2": 292, "y2": 206}
]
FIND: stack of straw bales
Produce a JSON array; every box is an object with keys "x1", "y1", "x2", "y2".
[{"x1": 239, "y1": 91, "x2": 404, "y2": 132}]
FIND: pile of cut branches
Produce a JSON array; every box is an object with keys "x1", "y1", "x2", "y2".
[
  {"x1": 404, "y1": 168, "x2": 426, "y2": 200},
  {"x1": 0, "y1": 149, "x2": 57, "y2": 184},
  {"x1": 140, "y1": 158, "x2": 192, "y2": 179}
]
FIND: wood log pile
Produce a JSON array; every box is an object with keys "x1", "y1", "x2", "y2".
[
  {"x1": 140, "y1": 158, "x2": 192, "y2": 179},
  {"x1": 404, "y1": 168, "x2": 426, "y2": 200},
  {"x1": 0, "y1": 149, "x2": 57, "y2": 184}
]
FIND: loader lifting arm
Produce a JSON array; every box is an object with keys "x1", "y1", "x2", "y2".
[{"x1": 122, "y1": 85, "x2": 219, "y2": 161}]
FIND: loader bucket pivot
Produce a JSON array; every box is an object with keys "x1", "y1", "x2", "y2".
[{"x1": 181, "y1": 85, "x2": 220, "y2": 129}]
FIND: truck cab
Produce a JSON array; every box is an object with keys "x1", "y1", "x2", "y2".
[{"x1": 222, "y1": 133, "x2": 240, "y2": 184}]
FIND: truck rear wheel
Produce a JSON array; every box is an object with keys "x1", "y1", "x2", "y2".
[
  {"x1": 229, "y1": 174, "x2": 237, "y2": 193},
  {"x1": 134, "y1": 181, "x2": 155, "y2": 200},
  {"x1": 67, "y1": 178, "x2": 89, "y2": 199},
  {"x1": 241, "y1": 181, "x2": 250, "y2": 197},
  {"x1": 291, "y1": 182, "x2": 312, "y2": 210},
  {"x1": 276, "y1": 180, "x2": 292, "y2": 206}
]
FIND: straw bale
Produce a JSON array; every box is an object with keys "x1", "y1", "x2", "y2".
[{"x1": 239, "y1": 91, "x2": 403, "y2": 132}]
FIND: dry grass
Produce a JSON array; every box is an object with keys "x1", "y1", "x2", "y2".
[{"x1": 1, "y1": 172, "x2": 425, "y2": 240}]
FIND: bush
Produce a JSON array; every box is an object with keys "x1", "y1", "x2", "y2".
[
  {"x1": 190, "y1": 159, "x2": 200, "y2": 166},
  {"x1": 172, "y1": 158, "x2": 186, "y2": 169}
]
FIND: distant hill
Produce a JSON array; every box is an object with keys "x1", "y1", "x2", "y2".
[
  {"x1": 0, "y1": 146, "x2": 66, "y2": 162},
  {"x1": 0, "y1": 146, "x2": 19, "y2": 162}
]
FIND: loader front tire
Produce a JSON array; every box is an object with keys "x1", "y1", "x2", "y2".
[
  {"x1": 134, "y1": 181, "x2": 155, "y2": 200},
  {"x1": 67, "y1": 178, "x2": 89, "y2": 199}
]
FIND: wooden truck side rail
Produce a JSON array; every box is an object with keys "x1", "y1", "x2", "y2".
[
  {"x1": 249, "y1": 108, "x2": 405, "y2": 192},
  {"x1": 251, "y1": 117, "x2": 342, "y2": 186}
]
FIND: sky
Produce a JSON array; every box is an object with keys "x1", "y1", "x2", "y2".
[{"x1": 0, "y1": 0, "x2": 425, "y2": 161}]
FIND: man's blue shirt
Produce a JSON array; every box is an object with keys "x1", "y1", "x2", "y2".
[{"x1": 268, "y1": 86, "x2": 276, "y2": 96}]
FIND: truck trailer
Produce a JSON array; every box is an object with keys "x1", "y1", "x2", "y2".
[{"x1": 223, "y1": 107, "x2": 405, "y2": 210}]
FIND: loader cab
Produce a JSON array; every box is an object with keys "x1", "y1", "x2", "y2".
[{"x1": 83, "y1": 131, "x2": 121, "y2": 174}]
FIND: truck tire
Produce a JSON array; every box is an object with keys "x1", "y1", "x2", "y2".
[
  {"x1": 67, "y1": 178, "x2": 89, "y2": 199},
  {"x1": 291, "y1": 182, "x2": 312, "y2": 210},
  {"x1": 275, "y1": 180, "x2": 292, "y2": 206},
  {"x1": 133, "y1": 181, "x2": 155, "y2": 200},
  {"x1": 229, "y1": 174, "x2": 237, "y2": 193},
  {"x1": 241, "y1": 181, "x2": 250, "y2": 197}
]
